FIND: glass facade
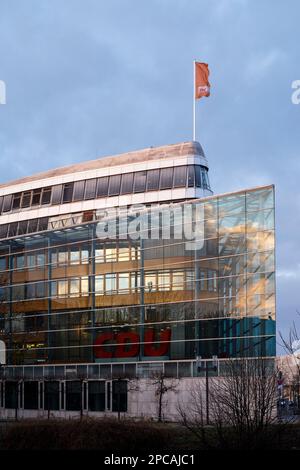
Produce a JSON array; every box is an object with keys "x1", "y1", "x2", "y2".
[{"x1": 0, "y1": 185, "x2": 275, "y2": 371}]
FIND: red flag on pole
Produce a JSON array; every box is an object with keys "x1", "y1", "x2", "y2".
[{"x1": 195, "y1": 62, "x2": 210, "y2": 99}]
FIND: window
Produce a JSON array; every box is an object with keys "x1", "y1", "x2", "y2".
[
  {"x1": 18, "y1": 220, "x2": 28, "y2": 235},
  {"x1": 186, "y1": 271, "x2": 195, "y2": 290},
  {"x1": 66, "y1": 381, "x2": 82, "y2": 411},
  {"x1": 70, "y1": 278, "x2": 80, "y2": 296},
  {"x1": 109, "y1": 175, "x2": 121, "y2": 196},
  {"x1": 200, "y1": 271, "x2": 206, "y2": 290},
  {"x1": 38, "y1": 217, "x2": 49, "y2": 231},
  {"x1": 0, "y1": 225, "x2": 8, "y2": 239},
  {"x1": 12, "y1": 193, "x2": 22, "y2": 210},
  {"x1": 81, "y1": 276, "x2": 89, "y2": 296},
  {"x1": 146, "y1": 169, "x2": 160, "y2": 191},
  {"x1": 172, "y1": 271, "x2": 185, "y2": 290},
  {"x1": 173, "y1": 166, "x2": 187, "y2": 188},
  {"x1": 51, "y1": 281, "x2": 57, "y2": 297},
  {"x1": 21, "y1": 191, "x2": 32, "y2": 208},
  {"x1": 73, "y1": 180, "x2": 86, "y2": 201},
  {"x1": 106, "y1": 247, "x2": 117, "y2": 262},
  {"x1": 0, "y1": 287, "x2": 6, "y2": 301},
  {"x1": 195, "y1": 166, "x2": 202, "y2": 188},
  {"x1": 112, "y1": 380, "x2": 127, "y2": 412},
  {"x1": 26, "y1": 282, "x2": 35, "y2": 299},
  {"x1": 145, "y1": 272, "x2": 156, "y2": 292},
  {"x1": 27, "y1": 254, "x2": 35, "y2": 270},
  {"x1": 44, "y1": 381, "x2": 59, "y2": 411},
  {"x1": 95, "y1": 275, "x2": 104, "y2": 295},
  {"x1": 158, "y1": 271, "x2": 170, "y2": 291},
  {"x1": 95, "y1": 247, "x2": 104, "y2": 263},
  {"x1": 97, "y1": 177, "x2": 109, "y2": 197},
  {"x1": 88, "y1": 381, "x2": 105, "y2": 411},
  {"x1": 32, "y1": 189, "x2": 41, "y2": 206},
  {"x1": 12, "y1": 284, "x2": 25, "y2": 301},
  {"x1": 120, "y1": 173, "x2": 134, "y2": 195},
  {"x1": 134, "y1": 171, "x2": 147, "y2": 193},
  {"x1": 36, "y1": 282, "x2": 46, "y2": 298},
  {"x1": 160, "y1": 168, "x2": 174, "y2": 190},
  {"x1": 85, "y1": 179, "x2": 97, "y2": 200},
  {"x1": 8, "y1": 222, "x2": 18, "y2": 237},
  {"x1": 201, "y1": 168, "x2": 210, "y2": 189},
  {"x1": 58, "y1": 280, "x2": 68, "y2": 297},
  {"x1": 187, "y1": 166, "x2": 195, "y2": 187},
  {"x1": 0, "y1": 257, "x2": 7, "y2": 271},
  {"x1": 41, "y1": 187, "x2": 52, "y2": 205},
  {"x1": 63, "y1": 183, "x2": 74, "y2": 203},
  {"x1": 24, "y1": 382, "x2": 39, "y2": 410},
  {"x1": 16, "y1": 254, "x2": 25, "y2": 269},
  {"x1": 28, "y1": 219, "x2": 38, "y2": 233},
  {"x1": 51, "y1": 185, "x2": 63, "y2": 205},
  {"x1": 119, "y1": 273, "x2": 130, "y2": 293},
  {"x1": 208, "y1": 270, "x2": 217, "y2": 292},
  {"x1": 5, "y1": 382, "x2": 18, "y2": 409},
  {"x1": 58, "y1": 249, "x2": 68, "y2": 266},
  {"x1": 51, "y1": 251, "x2": 58, "y2": 267},
  {"x1": 70, "y1": 248, "x2": 80, "y2": 265},
  {"x1": 2, "y1": 194, "x2": 12, "y2": 212},
  {"x1": 118, "y1": 247, "x2": 130, "y2": 261},
  {"x1": 81, "y1": 247, "x2": 89, "y2": 264},
  {"x1": 106, "y1": 273, "x2": 116, "y2": 293},
  {"x1": 36, "y1": 253, "x2": 45, "y2": 267}
]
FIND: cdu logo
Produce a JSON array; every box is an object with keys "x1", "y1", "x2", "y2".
[{"x1": 0, "y1": 80, "x2": 6, "y2": 104}]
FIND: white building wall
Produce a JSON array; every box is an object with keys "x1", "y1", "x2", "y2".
[{"x1": 0, "y1": 378, "x2": 207, "y2": 422}]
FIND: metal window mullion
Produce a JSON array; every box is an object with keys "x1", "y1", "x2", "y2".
[
  {"x1": 90, "y1": 226, "x2": 96, "y2": 363},
  {"x1": 47, "y1": 236, "x2": 52, "y2": 362}
]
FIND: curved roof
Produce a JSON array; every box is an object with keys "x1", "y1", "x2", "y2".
[{"x1": 0, "y1": 141, "x2": 206, "y2": 189}]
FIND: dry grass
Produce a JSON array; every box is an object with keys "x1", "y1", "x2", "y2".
[{"x1": 0, "y1": 418, "x2": 172, "y2": 451}]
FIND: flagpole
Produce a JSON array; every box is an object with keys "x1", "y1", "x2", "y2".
[{"x1": 193, "y1": 60, "x2": 196, "y2": 142}]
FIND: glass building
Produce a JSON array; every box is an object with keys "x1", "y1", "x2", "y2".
[{"x1": 0, "y1": 142, "x2": 276, "y2": 414}]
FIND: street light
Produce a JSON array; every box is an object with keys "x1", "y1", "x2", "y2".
[{"x1": 196, "y1": 355, "x2": 218, "y2": 425}]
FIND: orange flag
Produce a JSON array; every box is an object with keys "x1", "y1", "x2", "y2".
[{"x1": 195, "y1": 62, "x2": 210, "y2": 99}]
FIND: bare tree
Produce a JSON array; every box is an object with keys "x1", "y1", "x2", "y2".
[
  {"x1": 178, "y1": 358, "x2": 281, "y2": 450},
  {"x1": 149, "y1": 372, "x2": 178, "y2": 423},
  {"x1": 177, "y1": 378, "x2": 211, "y2": 448},
  {"x1": 279, "y1": 318, "x2": 300, "y2": 409}
]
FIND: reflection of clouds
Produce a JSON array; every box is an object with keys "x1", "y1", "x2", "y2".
[
  {"x1": 219, "y1": 223, "x2": 245, "y2": 235},
  {"x1": 218, "y1": 274, "x2": 275, "y2": 317},
  {"x1": 247, "y1": 231, "x2": 274, "y2": 250},
  {"x1": 247, "y1": 294, "x2": 275, "y2": 310},
  {"x1": 246, "y1": 277, "x2": 273, "y2": 296}
]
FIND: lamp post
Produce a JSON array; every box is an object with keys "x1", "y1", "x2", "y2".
[{"x1": 196, "y1": 355, "x2": 218, "y2": 425}]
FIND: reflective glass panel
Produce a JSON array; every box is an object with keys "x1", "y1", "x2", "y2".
[
  {"x1": 160, "y1": 168, "x2": 174, "y2": 190},
  {"x1": 97, "y1": 177, "x2": 109, "y2": 197},
  {"x1": 147, "y1": 169, "x2": 160, "y2": 191},
  {"x1": 120, "y1": 173, "x2": 134, "y2": 195},
  {"x1": 173, "y1": 166, "x2": 187, "y2": 188},
  {"x1": 73, "y1": 180, "x2": 86, "y2": 201},
  {"x1": 134, "y1": 171, "x2": 147, "y2": 193},
  {"x1": 109, "y1": 175, "x2": 121, "y2": 196},
  {"x1": 85, "y1": 179, "x2": 97, "y2": 200}
]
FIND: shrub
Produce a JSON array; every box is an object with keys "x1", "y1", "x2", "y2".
[{"x1": 1, "y1": 418, "x2": 172, "y2": 451}]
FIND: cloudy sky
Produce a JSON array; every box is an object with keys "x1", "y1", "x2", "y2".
[{"x1": 0, "y1": 0, "x2": 299, "y2": 351}]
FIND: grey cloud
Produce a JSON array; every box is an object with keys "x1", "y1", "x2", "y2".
[{"x1": 0, "y1": 0, "x2": 299, "y2": 349}]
